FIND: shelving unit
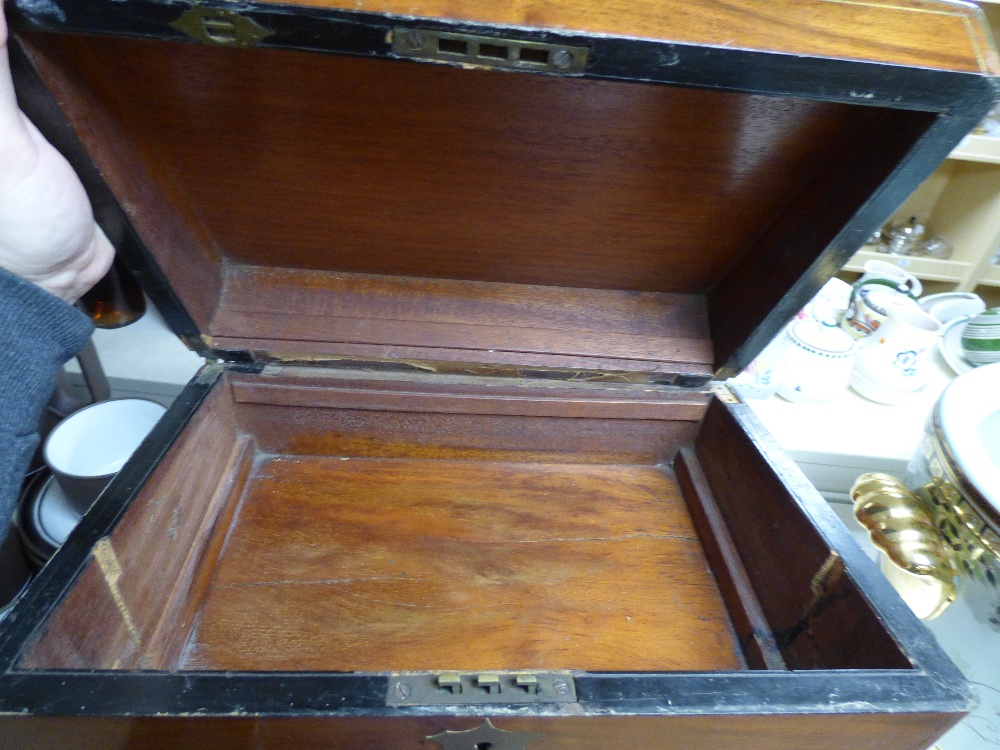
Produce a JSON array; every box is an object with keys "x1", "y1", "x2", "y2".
[
  {"x1": 841, "y1": 138, "x2": 1000, "y2": 298},
  {"x1": 950, "y1": 132, "x2": 1000, "y2": 164}
]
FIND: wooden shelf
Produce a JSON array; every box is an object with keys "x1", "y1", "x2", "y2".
[
  {"x1": 949, "y1": 133, "x2": 1000, "y2": 164},
  {"x1": 977, "y1": 264, "x2": 1000, "y2": 287},
  {"x1": 841, "y1": 247, "x2": 972, "y2": 283}
]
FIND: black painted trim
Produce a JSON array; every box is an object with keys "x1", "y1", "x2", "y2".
[{"x1": 0, "y1": 669, "x2": 973, "y2": 717}]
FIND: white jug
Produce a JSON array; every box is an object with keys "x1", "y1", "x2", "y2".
[{"x1": 849, "y1": 306, "x2": 942, "y2": 404}]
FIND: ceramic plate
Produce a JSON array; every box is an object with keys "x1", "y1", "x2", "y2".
[
  {"x1": 30, "y1": 475, "x2": 82, "y2": 549},
  {"x1": 919, "y1": 292, "x2": 986, "y2": 323},
  {"x1": 937, "y1": 315, "x2": 975, "y2": 376}
]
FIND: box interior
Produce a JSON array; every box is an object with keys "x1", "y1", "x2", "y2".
[
  {"x1": 19, "y1": 32, "x2": 935, "y2": 378},
  {"x1": 13, "y1": 22, "x2": 926, "y2": 678},
  {"x1": 20, "y1": 371, "x2": 910, "y2": 674}
]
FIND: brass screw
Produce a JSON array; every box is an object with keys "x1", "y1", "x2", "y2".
[
  {"x1": 550, "y1": 49, "x2": 574, "y2": 69},
  {"x1": 552, "y1": 679, "x2": 569, "y2": 695},
  {"x1": 400, "y1": 29, "x2": 426, "y2": 50},
  {"x1": 394, "y1": 681, "x2": 412, "y2": 700}
]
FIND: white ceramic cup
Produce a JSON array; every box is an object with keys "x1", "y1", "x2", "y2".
[
  {"x1": 43, "y1": 399, "x2": 166, "y2": 517},
  {"x1": 857, "y1": 259, "x2": 922, "y2": 298}
]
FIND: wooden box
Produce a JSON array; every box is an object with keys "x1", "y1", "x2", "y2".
[{"x1": 1, "y1": 1, "x2": 997, "y2": 748}]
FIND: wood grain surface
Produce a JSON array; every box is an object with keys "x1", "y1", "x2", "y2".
[
  {"x1": 182, "y1": 457, "x2": 743, "y2": 672},
  {"x1": 675, "y1": 448, "x2": 784, "y2": 670},
  {"x1": 0, "y1": 708, "x2": 962, "y2": 750},
  {"x1": 257, "y1": 0, "x2": 998, "y2": 74},
  {"x1": 21, "y1": 384, "x2": 253, "y2": 670},
  {"x1": 19, "y1": 31, "x2": 953, "y2": 375},
  {"x1": 694, "y1": 400, "x2": 911, "y2": 669},
  {"x1": 227, "y1": 370, "x2": 704, "y2": 464},
  {"x1": 21, "y1": 33, "x2": 862, "y2": 299},
  {"x1": 210, "y1": 265, "x2": 714, "y2": 369}
]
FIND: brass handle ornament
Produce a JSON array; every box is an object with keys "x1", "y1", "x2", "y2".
[{"x1": 851, "y1": 473, "x2": 957, "y2": 620}]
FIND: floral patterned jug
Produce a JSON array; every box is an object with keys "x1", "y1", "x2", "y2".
[{"x1": 848, "y1": 306, "x2": 942, "y2": 404}]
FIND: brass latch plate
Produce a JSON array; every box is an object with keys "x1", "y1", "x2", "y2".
[
  {"x1": 171, "y1": 7, "x2": 273, "y2": 47},
  {"x1": 391, "y1": 28, "x2": 588, "y2": 74},
  {"x1": 386, "y1": 671, "x2": 577, "y2": 706}
]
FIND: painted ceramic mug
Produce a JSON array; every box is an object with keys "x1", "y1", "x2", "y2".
[
  {"x1": 840, "y1": 281, "x2": 919, "y2": 340},
  {"x1": 849, "y1": 307, "x2": 942, "y2": 404}
]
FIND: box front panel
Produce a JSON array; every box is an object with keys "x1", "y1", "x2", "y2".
[{"x1": 0, "y1": 710, "x2": 964, "y2": 750}]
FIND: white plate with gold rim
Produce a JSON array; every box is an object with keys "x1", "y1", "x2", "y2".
[{"x1": 937, "y1": 315, "x2": 974, "y2": 376}]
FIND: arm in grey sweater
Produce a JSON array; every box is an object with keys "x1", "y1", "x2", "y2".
[{"x1": 0, "y1": 267, "x2": 93, "y2": 547}]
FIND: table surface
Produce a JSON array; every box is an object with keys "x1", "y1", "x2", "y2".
[{"x1": 745, "y1": 348, "x2": 956, "y2": 500}]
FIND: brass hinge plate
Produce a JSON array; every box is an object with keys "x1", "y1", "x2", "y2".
[
  {"x1": 171, "y1": 7, "x2": 273, "y2": 47},
  {"x1": 387, "y1": 671, "x2": 577, "y2": 706},
  {"x1": 391, "y1": 28, "x2": 588, "y2": 74},
  {"x1": 710, "y1": 381, "x2": 741, "y2": 404}
]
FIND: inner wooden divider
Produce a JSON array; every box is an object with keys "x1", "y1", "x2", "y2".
[
  {"x1": 207, "y1": 265, "x2": 716, "y2": 377},
  {"x1": 22, "y1": 370, "x2": 754, "y2": 673}
]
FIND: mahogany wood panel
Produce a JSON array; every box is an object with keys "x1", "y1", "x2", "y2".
[
  {"x1": 229, "y1": 375, "x2": 709, "y2": 420},
  {"x1": 15, "y1": 562, "x2": 135, "y2": 670},
  {"x1": 254, "y1": 713, "x2": 962, "y2": 750},
  {"x1": 675, "y1": 448, "x2": 784, "y2": 670},
  {"x1": 21, "y1": 385, "x2": 252, "y2": 670},
  {"x1": 709, "y1": 107, "x2": 936, "y2": 376},
  {"x1": 182, "y1": 456, "x2": 743, "y2": 672},
  {"x1": 218, "y1": 311, "x2": 706, "y2": 364},
  {"x1": 227, "y1": 371, "x2": 704, "y2": 463},
  {"x1": 253, "y1": 0, "x2": 997, "y2": 74},
  {"x1": 694, "y1": 400, "x2": 910, "y2": 670},
  {"x1": 210, "y1": 266, "x2": 714, "y2": 369},
  {"x1": 0, "y1": 711, "x2": 962, "y2": 750},
  {"x1": 220, "y1": 267, "x2": 709, "y2": 341},
  {"x1": 23, "y1": 34, "x2": 865, "y2": 300},
  {"x1": 138, "y1": 434, "x2": 256, "y2": 669},
  {"x1": 22, "y1": 371, "x2": 711, "y2": 672}
]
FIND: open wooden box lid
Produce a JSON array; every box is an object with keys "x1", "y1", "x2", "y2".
[
  {"x1": 11, "y1": 0, "x2": 1000, "y2": 384},
  {"x1": 3, "y1": 5, "x2": 1000, "y2": 737}
]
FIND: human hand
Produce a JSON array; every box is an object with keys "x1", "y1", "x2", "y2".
[{"x1": 0, "y1": 2, "x2": 113, "y2": 303}]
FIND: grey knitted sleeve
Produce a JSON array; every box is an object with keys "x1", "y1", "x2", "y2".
[{"x1": 0, "y1": 268, "x2": 94, "y2": 547}]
